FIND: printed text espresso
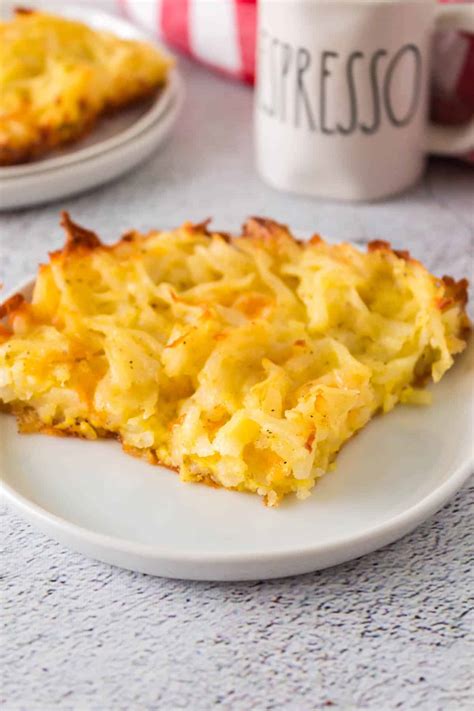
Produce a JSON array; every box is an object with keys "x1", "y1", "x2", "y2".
[{"x1": 257, "y1": 30, "x2": 423, "y2": 134}]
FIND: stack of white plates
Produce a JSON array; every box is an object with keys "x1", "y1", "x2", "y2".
[{"x1": 0, "y1": 6, "x2": 184, "y2": 211}]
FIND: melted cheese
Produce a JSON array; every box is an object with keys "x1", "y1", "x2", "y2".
[
  {"x1": 0, "y1": 9, "x2": 172, "y2": 164},
  {"x1": 0, "y1": 215, "x2": 469, "y2": 505}
]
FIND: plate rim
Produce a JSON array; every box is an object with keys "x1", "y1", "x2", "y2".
[
  {"x1": 1, "y1": 442, "x2": 472, "y2": 563},
  {"x1": 0, "y1": 80, "x2": 184, "y2": 209},
  {"x1": 0, "y1": 3, "x2": 179, "y2": 178},
  {"x1": 1, "y1": 276, "x2": 472, "y2": 571}
]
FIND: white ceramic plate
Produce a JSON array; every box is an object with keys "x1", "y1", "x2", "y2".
[
  {"x1": 1, "y1": 278, "x2": 472, "y2": 580},
  {"x1": 0, "y1": 5, "x2": 183, "y2": 209},
  {"x1": 0, "y1": 80, "x2": 183, "y2": 210}
]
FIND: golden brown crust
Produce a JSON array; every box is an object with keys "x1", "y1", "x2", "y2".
[
  {"x1": 5, "y1": 402, "x2": 111, "y2": 439},
  {"x1": 368, "y1": 240, "x2": 414, "y2": 262},
  {"x1": 243, "y1": 216, "x2": 285, "y2": 239},
  {"x1": 0, "y1": 89, "x2": 160, "y2": 167},
  {"x1": 14, "y1": 7, "x2": 35, "y2": 16},
  {"x1": 0, "y1": 293, "x2": 25, "y2": 320},
  {"x1": 4, "y1": 404, "x2": 69, "y2": 436},
  {"x1": 60, "y1": 211, "x2": 102, "y2": 251},
  {"x1": 1, "y1": 214, "x2": 470, "y2": 327},
  {"x1": 440, "y1": 275, "x2": 469, "y2": 307},
  {"x1": 367, "y1": 239, "x2": 392, "y2": 252},
  {"x1": 392, "y1": 248, "x2": 411, "y2": 261},
  {"x1": 242, "y1": 216, "x2": 300, "y2": 244},
  {"x1": 0, "y1": 113, "x2": 97, "y2": 167},
  {"x1": 119, "y1": 231, "x2": 136, "y2": 243},
  {"x1": 186, "y1": 218, "x2": 213, "y2": 235},
  {"x1": 0, "y1": 324, "x2": 11, "y2": 341}
]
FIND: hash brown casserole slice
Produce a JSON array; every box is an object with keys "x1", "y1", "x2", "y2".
[
  {"x1": 0, "y1": 215, "x2": 470, "y2": 506},
  {"x1": 0, "y1": 9, "x2": 172, "y2": 165}
]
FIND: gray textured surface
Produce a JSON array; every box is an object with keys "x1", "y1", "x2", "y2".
[{"x1": 1, "y1": 44, "x2": 474, "y2": 711}]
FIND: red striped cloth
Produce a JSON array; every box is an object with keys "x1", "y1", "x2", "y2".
[
  {"x1": 118, "y1": 0, "x2": 256, "y2": 83},
  {"x1": 119, "y1": 0, "x2": 473, "y2": 159}
]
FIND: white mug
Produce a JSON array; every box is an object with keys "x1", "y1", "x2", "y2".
[{"x1": 255, "y1": 0, "x2": 474, "y2": 201}]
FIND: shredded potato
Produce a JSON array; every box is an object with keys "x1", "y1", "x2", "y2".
[
  {"x1": 0, "y1": 214, "x2": 469, "y2": 505},
  {"x1": 0, "y1": 9, "x2": 172, "y2": 165}
]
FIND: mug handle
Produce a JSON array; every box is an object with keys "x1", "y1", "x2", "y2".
[{"x1": 425, "y1": 3, "x2": 474, "y2": 155}]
